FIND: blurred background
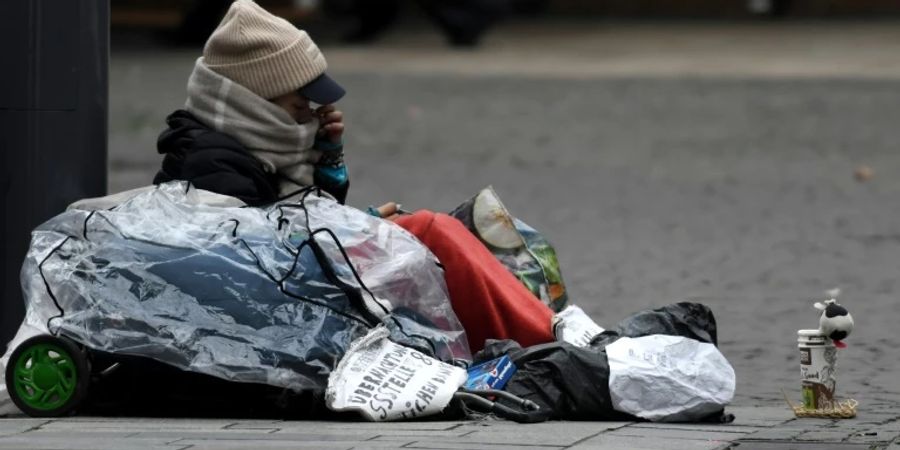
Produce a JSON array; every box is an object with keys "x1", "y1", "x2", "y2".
[
  {"x1": 108, "y1": 1, "x2": 899, "y2": 407},
  {"x1": 110, "y1": 0, "x2": 900, "y2": 41}
]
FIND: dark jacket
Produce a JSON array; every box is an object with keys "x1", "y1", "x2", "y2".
[{"x1": 155, "y1": 110, "x2": 349, "y2": 206}]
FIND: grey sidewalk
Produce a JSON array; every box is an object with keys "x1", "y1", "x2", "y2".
[{"x1": 1, "y1": 405, "x2": 899, "y2": 449}]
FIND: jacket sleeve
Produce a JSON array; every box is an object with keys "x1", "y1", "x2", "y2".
[
  {"x1": 313, "y1": 138, "x2": 350, "y2": 204},
  {"x1": 160, "y1": 147, "x2": 279, "y2": 206}
]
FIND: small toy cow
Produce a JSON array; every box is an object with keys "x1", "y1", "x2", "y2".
[{"x1": 814, "y1": 298, "x2": 854, "y2": 348}]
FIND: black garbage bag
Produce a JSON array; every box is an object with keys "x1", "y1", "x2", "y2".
[
  {"x1": 591, "y1": 301, "x2": 718, "y2": 348},
  {"x1": 476, "y1": 339, "x2": 628, "y2": 421},
  {"x1": 476, "y1": 302, "x2": 735, "y2": 422}
]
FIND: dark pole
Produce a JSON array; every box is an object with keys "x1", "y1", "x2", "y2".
[{"x1": 0, "y1": 0, "x2": 108, "y2": 345}]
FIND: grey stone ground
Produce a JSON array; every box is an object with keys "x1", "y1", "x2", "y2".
[
  {"x1": 5, "y1": 19, "x2": 900, "y2": 449},
  {"x1": 1, "y1": 406, "x2": 899, "y2": 449}
]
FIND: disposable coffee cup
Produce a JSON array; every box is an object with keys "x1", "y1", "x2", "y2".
[{"x1": 798, "y1": 329, "x2": 836, "y2": 409}]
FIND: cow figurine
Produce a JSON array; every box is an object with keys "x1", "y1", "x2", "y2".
[{"x1": 814, "y1": 298, "x2": 853, "y2": 348}]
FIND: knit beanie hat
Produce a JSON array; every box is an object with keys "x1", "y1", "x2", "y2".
[{"x1": 202, "y1": 0, "x2": 344, "y2": 103}]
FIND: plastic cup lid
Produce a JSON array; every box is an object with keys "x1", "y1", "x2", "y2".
[{"x1": 797, "y1": 329, "x2": 825, "y2": 337}]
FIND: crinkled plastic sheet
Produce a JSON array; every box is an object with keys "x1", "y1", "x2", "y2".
[{"x1": 9, "y1": 182, "x2": 470, "y2": 394}]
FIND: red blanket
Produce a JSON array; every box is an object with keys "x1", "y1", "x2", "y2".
[{"x1": 395, "y1": 211, "x2": 554, "y2": 352}]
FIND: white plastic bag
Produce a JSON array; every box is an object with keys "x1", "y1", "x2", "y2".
[
  {"x1": 606, "y1": 334, "x2": 735, "y2": 422},
  {"x1": 553, "y1": 305, "x2": 605, "y2": 347},
  {"x1": 326, "y1": 327, "x2": 467, "y2": 421}
]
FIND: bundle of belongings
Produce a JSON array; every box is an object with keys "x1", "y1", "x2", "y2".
[{"x1": 0, "y1": 183, "x2": 734, "y2": 423}]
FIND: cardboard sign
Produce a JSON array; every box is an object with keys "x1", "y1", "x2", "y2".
[{"x1": 326, "y1": 327, "x2": 467, "y2": 421}]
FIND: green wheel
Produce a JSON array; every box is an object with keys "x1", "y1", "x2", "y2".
[{"x1": 5, "y1": 335, "x2": 89, "y2": 417}]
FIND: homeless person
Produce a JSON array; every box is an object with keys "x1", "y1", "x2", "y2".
[{"x1": 152, "y1": 0, "x2": 553, "y2": 352}]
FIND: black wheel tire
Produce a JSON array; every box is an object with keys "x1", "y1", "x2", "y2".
[{"x1": 5, "y1": 335, "x2": 90, "y2": 417}]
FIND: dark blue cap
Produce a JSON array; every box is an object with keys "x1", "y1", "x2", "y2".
[{"x1": 299, "y1": 73, "x2": 345, "y2": 105}]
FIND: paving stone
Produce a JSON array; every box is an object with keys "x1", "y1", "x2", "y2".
[
  {"x1": 456, "y1": 421, "x2": 630, "y2": 436},
  {"x1": 794, "y1": 430, "x2": 852, "y2": 441},
  {"x1": 130, "y1": 431, "x2": 377, "y2": 441},
  {"x1": 369, "y1": 434, "x2": 472, "y2": 442},
  {"x1": 606, "y1": 425, "x2": 747, "y2": 442},
  {"x1": 723, "y1": 407, "x2": 797, "y2": 427},
  {"x1": 845, "y1": 419, "x2": 898, "y2": 430},
  {"x1": 426, "y1": 422, "x2": 628, "y2": 446},
  {"x1": 350, "y1": 443, "x2": 427, "y2": 450},
  {"x1": 864, "y1": 420, "x2": 900, "y2": 432},
  {"x1": 628, "y1": 423, "x2": 765, "y2": 434},
  {"x1": 40, "y1": 417, "x2": 112, "y2": 423},
  {"x1": 733, "y1": 442, "x2": 873, "y2": 450},
  {"x1": 0, "y1": 419, "x2": 50, "y2": 436},
  {"x1": 570, "y1": 434, "x2": 729, "y2": 450},
  {"x1": 173, "y1": 440, "x2": 353, "y2": 450},
  {"x1": 274, "y1": 425, "x2": 466, "y2": 441},
  {"x1": 0, "y1": 436, "x2": 179, "y2": 450},
  {"x1": 741, "y1": 429, "x2": 806, "y2": 441},
  {"x1": 275, "y1": 421, "x2": 467, "y2": 433},
  {"x1": 37, "y1": 419, "x2": 236, "y2": 432},
  {"x1": 352, "y1": 441, "x2": 426, "y2": 450},
  {"x1": 54, "y1": 417, "x2": 172, "y2": 423},
  {"x1": 844, "y1": 428, "x2": 900, "y2": 444},
  {"x1": 854, "y1": 411, "x2": 900, "y2": 421},
  {"x1": 222, "y1": 420, "x2": 283, "y2": 430},
  {"x1": 402, "y1": 442, "x2": 563, "y2": 450},
  {"x1": 375, "y1": 431, "x2": 574, "y2": 446},
  {"x1": 786, "y1": 418, "x2": 842, "y2": 428},
  {"x1": 27, "y1": 431, "x2": 146, "y2": 439}
]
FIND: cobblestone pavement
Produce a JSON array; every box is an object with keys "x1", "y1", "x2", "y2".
[{"x1": 6, "y1": 19, "x2": 900, "y2": 450}]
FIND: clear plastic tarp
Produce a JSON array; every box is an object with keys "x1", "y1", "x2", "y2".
[{"x1": 4, "y1": 182, "x2": 470, "y2": 396}]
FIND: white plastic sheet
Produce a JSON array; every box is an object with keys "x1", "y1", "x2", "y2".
[{"x1": 606, "y1": 334, "x2": 735, "y2": 422}]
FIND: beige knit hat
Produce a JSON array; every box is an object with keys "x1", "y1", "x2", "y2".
[{"x1": 202, "y1": 0, "x2": 344, "y2": 102}]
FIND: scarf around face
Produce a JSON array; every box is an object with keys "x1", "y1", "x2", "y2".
[{"x1": 185, "y1": 58, "x2": 321, "y2": 196}]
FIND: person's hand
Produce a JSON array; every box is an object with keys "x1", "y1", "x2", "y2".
[
  {"x1": 376, "y1": 202, "x2": 400, "y2": 221},
  {"x1": 316, "y1": 105, "x2": 344, "y2": 144}
]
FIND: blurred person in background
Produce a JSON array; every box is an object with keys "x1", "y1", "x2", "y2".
[
  {"x1": 342, "y1": 0, "x2": 509, "y2": 46},
  {"x1": 172, "y1": 0, "x2": 233, "y2": 45},
  {"x1": 152, "y1": 0, "x2": 556, "y2": 352},
  {"x1": 169, "y1": 0, "x2": 515, "y2": 48}
]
